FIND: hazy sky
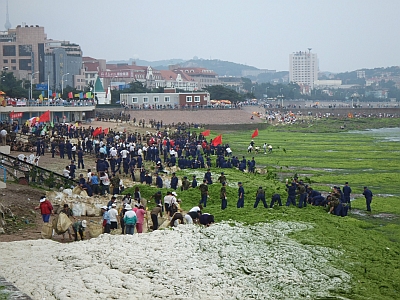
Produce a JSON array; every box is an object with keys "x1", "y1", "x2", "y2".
[{"x1": 2, "y1": 0, "x2": 399, "y2": 73}]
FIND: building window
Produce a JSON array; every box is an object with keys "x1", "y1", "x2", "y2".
[
  {"x1": 186, "y1": 96, "x2": 192, "y2": 102},
  {"x1": 154, "y1": 96, "x2": 159, "y2": 103},
  {"x1": 143, "y1": 97, "x2": 149, "y2": 103},
  {"x1": 11, "y1": 59, "x2": 16, "y2": 63},
  {"x1": 164, "y1": 96, "x2": 170, "y2": 102},
  {"x1": 18, "y1": 45, "x2": 32, "y2": 56},
  {"x1": 194, "y1": 96, "x2": 200, "y2": 102},
  {"x1": 3, "y1": 45, "x2": 16, "y2": 56},
  {"x1": 132, "y1": 97, "x2": 138, "y2": 103},
  {"x1": 3, "y1": 59, "x2": 7, "y2": 63},
  {"x1": 12, "y1": 66, "x2": 16, "y2": 70}
]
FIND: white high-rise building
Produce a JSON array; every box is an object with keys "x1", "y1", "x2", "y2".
[{"x1": 289, "y1": 49, "x2": 319, "y2": 91}]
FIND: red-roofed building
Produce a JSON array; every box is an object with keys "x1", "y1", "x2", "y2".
[{"x1": 170, "y1": 67, "x2": 220, "y2": 89}]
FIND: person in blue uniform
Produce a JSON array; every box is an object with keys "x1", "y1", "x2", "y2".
[
  {"x1": 270, "y1": 193, "x2": 282, "y2": 208},
  {"x1": 237, "y1": 182, "x2": 245, "y2": 208},
  {"x1": 170, "y1": 173, "x2": 178, "y2": 190},
  {"x1": 254, "y1": 186, "x2": 268, "y2": 208},
  {"x1": 156, "y1": 173, "x2": 163, "y2": 188},
  {"x1": 77, "y1": 148, "x2": 84, "y2": 169},
  {"x1": 204, "y1": 169, "x2": 212, "y2": 184},
  {"x1": 363, "y1": 186, "x2": 373, "y2": 212},
  {"x1": 191, "y1": 175, "x2": 197, "y2": 188},
  {"x1": 343, "y1": 182, "x2": 352, "y2": 209},
  {"x1": 286, "y1": 181, "x2": 297, "y2": 206}
]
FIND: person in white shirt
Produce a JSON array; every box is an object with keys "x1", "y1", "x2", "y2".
[
  {"x1": 87, "y1": 169, "x2": 92, "y2": 184},
  {"x1": 110, "y1": 147, "x2": 118, "y2": 157},
  {"x1": 63, "y1": 166, "x2": 70, "y2": 178},
  {"x1": 163, "y1": 191, "x2": 174, "y2": 218},
  {"x1": 137, "y1": 148, "x2": 143, "y2": 157},
  {"x1": 71, "y1": 144, "x2": 77, "y2": 161},
  {"x1": 0, "y1": 129, "x2": 7, "y2": 146},
  {"x1": 108, "y1": 203, "x2": 119, "y2": 230},
  {"x1": 120, "y1": 149, "x2": 128, "y2": 159},
  {"x1": 99, "y1": 172, "x2": 110, "y2": 195}
]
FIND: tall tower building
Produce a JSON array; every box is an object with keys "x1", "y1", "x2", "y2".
[
  {"x1": 289, "y1": 49, "x2": 318, "y2": 91},
  {"x1": 4, "y1": 0, "x2": 11, "y2": 30}
]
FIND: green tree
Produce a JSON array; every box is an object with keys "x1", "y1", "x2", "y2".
[
  {"x1": 0, "y1": 71, "x2": 28, "y2": 98},
  {"x1": 203, "y1": 85, "x2": 245, "y2": 102}
]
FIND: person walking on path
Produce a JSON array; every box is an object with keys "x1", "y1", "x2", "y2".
[
  {"x1": 35, "y1": 196, "x2": 53, "y2": 223},
  {"x1": 237, "y1": 182, "x2": 245, "y2": 208},
  {"x1": 363, "y1": 186, "x2": 373, "y2": 212}
]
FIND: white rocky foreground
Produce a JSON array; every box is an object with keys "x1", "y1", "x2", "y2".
[{"x1": 0, "y1": 222, "x2": 349, "y2": 300}]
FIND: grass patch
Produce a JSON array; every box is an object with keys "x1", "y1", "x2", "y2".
[{"x1": 124, "y1": 117, "x2": 400, "y2": 299}]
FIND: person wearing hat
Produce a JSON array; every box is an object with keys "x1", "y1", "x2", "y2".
[
  {"x1": 109, "y1": 203, "x2": 119, "y2": 230},
  {"x1": 101, "y1": 206, "x2": 111, "y2": 234},
  {"x1": 363, "y1": 186, "x2": 373, "y2": 212},
  {"x1": 181, "y1": 176, "x2": 190, "y2": 191},
  {"x1": 34, "y1": 196, "x2": 54, "y2": 223},
  {"x1": 150, "y1": 204, "x2": 163, "y2": 230},
  {"x1": 123, "y1": 204, "x2": 137, "y2": 235},
  {"x1": 237, "y1": 182, "x2": 245, "y2": 208},
  {"x1": 72, "y1": 220, "x2": 87, "y2": 241},
  {"x1": 220, "y1": 181, "x2": 227, "y2": 210},
  {"x1": 218, "y1": 172, "x2": 227, "y2": 184}
]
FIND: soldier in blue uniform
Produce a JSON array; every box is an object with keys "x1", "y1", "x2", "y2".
[{"x1": 363, "y1": 186, "x2": 373, "y2": 212}]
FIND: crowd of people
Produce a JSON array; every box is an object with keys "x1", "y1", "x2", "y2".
[{"x1": 3, "y1": 114, "x2": 375, "y2": 239}]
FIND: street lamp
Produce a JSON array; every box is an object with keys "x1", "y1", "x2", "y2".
[
  {"x1": 29, "y1": 71, "x2": 39, "y2": 100},
  {"x1": 61, "y1": 73, "x2": 69, "y2": 98}
]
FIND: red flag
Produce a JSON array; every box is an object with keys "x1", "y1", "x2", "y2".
[
  {"x1": 68, "y1": 92, "x2": 73, "y2": 99},
  {"x1": 251, "y1": 128, "x2": 259, "y2": 138},
  {"x1": 201, "y1": 129, "x2": 210, "y2": 137},
  {"x1": 38, "y1": 110, "x2": 50, "y2": 123},
  {"x1": 92, "y1": 127, "x2": 102, "y2": 137},
  {"x1": 104, "y1": 128, "x2": 109, "y2": 135},
  {"x1": 212, "y1": 135, "x2": 222, "y2": 146}
]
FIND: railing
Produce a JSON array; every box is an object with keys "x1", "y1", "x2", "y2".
[
  {"x1": 0, "y1": 152, "x2": 77, "y2": 190},
  {"x1": 6, "y1": 100, "x2": 96, "y2": 107},
  {"x1": 0, "y1": 165, "x2": 6, "y2": 183}
]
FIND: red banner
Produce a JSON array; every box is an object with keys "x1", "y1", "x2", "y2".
[{"x1": 10, "y1": 112, "x2": 23, "y2": 119}]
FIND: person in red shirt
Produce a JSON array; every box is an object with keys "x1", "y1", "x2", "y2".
[{"x1": 35, "y1": 196, "x2": 54, "y2": 223}]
